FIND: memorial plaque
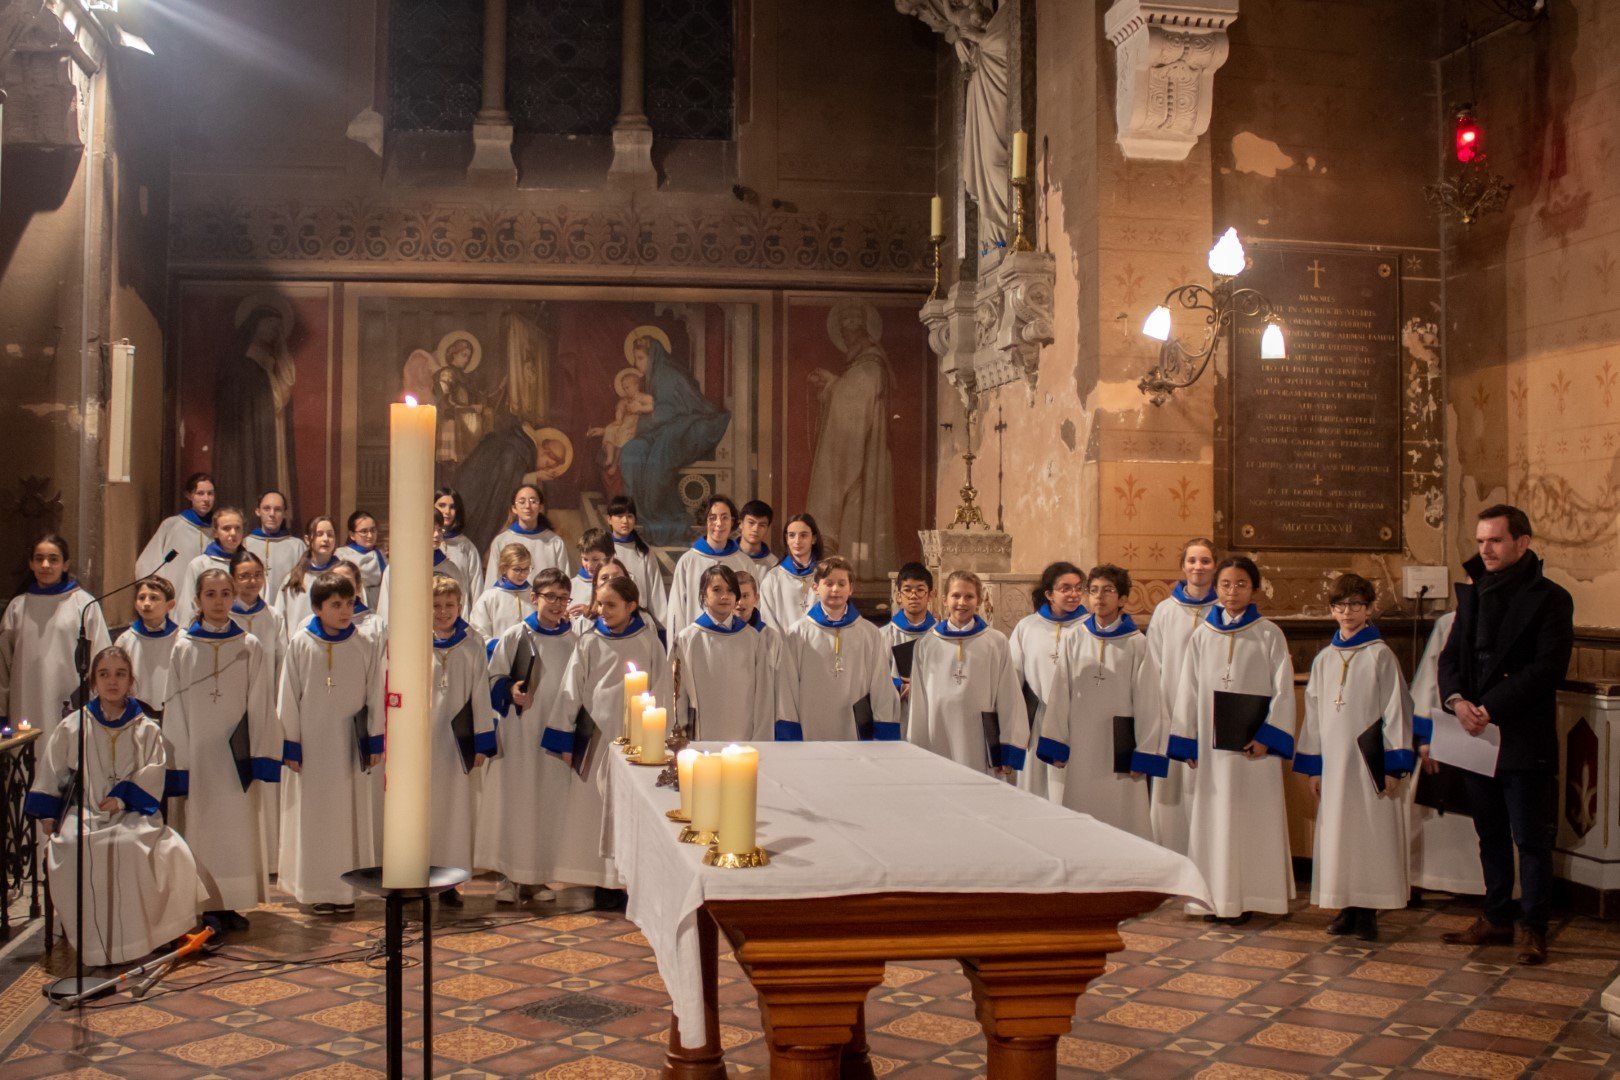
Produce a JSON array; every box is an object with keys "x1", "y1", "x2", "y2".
[{"x1": 1229, "y1": 246, "x2": 1402, "y2": 551}]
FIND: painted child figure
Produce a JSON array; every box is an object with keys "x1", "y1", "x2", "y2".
[
  {"x1": 436, "y1": 487, "x2": 484, "y2": 614},
  {"x1": 1007, "y1": 561, "x2": 1088, "y2": 803},
  {"x1": 115, "y1": 576, "x2": 180, "y2": 718},
  {"x1": 138, "y1": 471, "x2": 216, "y2": 595},
  {"x1": 759, "y1": 513, "x2": 821, "y2": 631},
  {"x1": 336, "y1": 511, "x2": 387, "y2": 609},
  {"x1": 1295, "y1": 573, "x2": 1415, "y2": 941},
  {"x1": 779, "y1": 558, "x2": 900, "y2": 742},
  {"x1": 1, "y1": 534, "x2": 111, "y2": 735},
  {"x1": 672, "y1": 565, "x2": 773, "y2": 743},
  {"x1": 177, "y1": 505, "x2": 248, "y2": 620},
  {"x1": 247, "y1": 490, "x2": 305, "y2": 600},
  {"x1": 426, "y1": 576, "x2": 496, "y2": 907},
  {"x1": 606, "y1": 497, "x2": 668, "y2": 627},
  {"x1": 1169, "y1": 556, "x2": 1297, "y2": 925},
  {"x1": 470, "y1": 543, "x2": 535, "y2": 645},
  {"x1": 880, "y1": 562, "x2": 937, "y2": 739},
  {"x1": 162, "y1": 568, "x2": 280, "y2": 929},
  {"x1": 1038, "y1": 564, "x2": 1163, "y2": 840},
  {"x1": 478, "y1": 569, "x2": 577, "y2": 904},
  {"x1": 276, "y1": 515, "x2": 342, "y2": 640},
  {"x1": 1146, "y1": 539, "x2": 1219, "y2": 853},
  {"x1": 482, "y1": 483, "x2": 570, "y2": 588},
  {"x1": 908, "y1": 570, "x2": 1027, "y2": 777},
  {"x1": 1408, "y1": 608, "x2": 1486, "y2": 895},
  {"x1": 667, "y1": 495, "x2": 753, "y2": 631},
  {"x1": 25, "y1": 646, "x2": 205, "y2": 964},
  {"x1": 277, "y1": 572, "x2": 385, "y2": 914}
]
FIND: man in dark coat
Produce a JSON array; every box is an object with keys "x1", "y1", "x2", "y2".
[{"x1": 1438, "y1": 504, "x2": 1574, "y2": 965}]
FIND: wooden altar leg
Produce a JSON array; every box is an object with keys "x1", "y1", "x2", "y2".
[
  {"x1": 746, "y1": 961, "x2": 884, "y2": 1080},
  {"x1": 664, "y1": 907, "x2": 726, "y2": 1080},
  {"x1": 961, "y1": 954, "x2": 1104, "y2": 1080},
  {"x1": 840, "y1": 1001, "x2": 876, "y2": 1080}
]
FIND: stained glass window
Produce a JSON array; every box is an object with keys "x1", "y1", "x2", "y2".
[
  {"x1": 390, "y1": 0, "x2": 483, "y2": 133},
  {"x1": 508, "y1": 0, "x2": 622, "y2": 136},
  {"x1": 646, "y1": 0, "x2": 733, "y2": 140}
]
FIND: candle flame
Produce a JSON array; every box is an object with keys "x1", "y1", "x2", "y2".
[
  {"x1": 404, "y1": 394, "x2": 419, "y2": 406},
  {"x1": 627, "y1": 662, "x2": 639, "y2": 674}
]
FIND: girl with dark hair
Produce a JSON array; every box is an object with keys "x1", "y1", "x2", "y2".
[
  {"x1": 760, "y1": 513, "x2": 822, "y2": 630},
  {"x1": 435, "y1": 487, "x2": 483, "y2": 607},
  {"x1": 336, "y1": 510, "x2": 386, "y2": 609},
  {"x1": 1008, "y1": 560, "x2": 1087, "y2": 802},
  {"x1": 672, "y1": 564, "x2": 773, "y2": 742},
  {"x1": 666, "y1": 494, "x2": 752, "y2": 629},
  {"x1": 1, "y1": 534, "x2": 110, "y2": 735},
  {"x1": 249, "y1": 490, "x2": 304, "y2": 599},
  {"x1": 482, "y1": 484, "x2": 569, "y2": 588},
  {"x1": 229, "y1": 549, "x2": 286, "y2": 679},
  {"x1": 1146, "y1": 538, "x2": 1218, "y2": 853},
  {"x1": 177, "y1": 505, "x2": 248, "y2": 619},
  {"x1": 138, "y1": 471, "x2": 217, "y2": 595},
  {"x1": 605, "y1": 496, "x2": 668, "y2": 625},
  {"x1": 276, "y1": 515, "x2": 341, "y2": 638}
]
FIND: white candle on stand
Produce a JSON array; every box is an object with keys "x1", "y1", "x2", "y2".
[
  {"x1": 381, "y1": 396, "x2": 436, "y2": 889},
  {"x1": 640, "y1": 706, "x2": 668, "y2": 764},
  {"x1": 677, "y1": 748, "x2": 699, "y2": 819},
  {"x1": 717, "y1": 744, "x2": 759, "y2": 855},
  {"x1": 691, "y1": 752, "x2": 722, "y2": 836},
  {"x1": 628, "y1": 691, "x2": 650, "y2": 747},
  {"x1": 1010, "y1": 130, "x2": 1028, "y2": 180},
  {"x1": 929, "y1": 195, "x2": 943, "y2": 238},
  {"x1": 623, "y1": 664, "x2": 649, "y2": 740}
]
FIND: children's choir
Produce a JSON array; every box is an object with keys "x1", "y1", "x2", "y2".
[{"x1": 11, "y1": 472, "x2": 1452, "y2": 949}]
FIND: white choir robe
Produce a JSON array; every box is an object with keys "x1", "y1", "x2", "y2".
[
  {"x1": 25, "y1": 701, "x2": 205, "y2": 965},
  {"x1": 1295, "y1": 628, "x2": 1414, "y2": 911},
  {"x1": 779, "y1": 605, "x2": 901, "y2": 743},
  {"x1": 1038, "y1": 615, "x2": 1162, "y2": 840},
  {"x1": 749, "y1": 616, "x2": 796, "y2": 734},
  {"x1": 1008, "y1": 606, "x2": 1087, "y2": 803},
  {"x1": 880, "y1": 612, "x2": 934, "y2": 740},
  {"x1": 378, "y1": 551, "x2": 472, "y2": 625},
  {"x1": 273, "y1": 558, "x2": 343, "y2": 641},
  {"x1": 760, "y1": 560, "x2": 818, "y2": 635},
  {"x1": 666, "y1": 540, "x2": 754, "y2": 632},
  {"x1": 0, "y1": 580, "x2": 110, "y2": 734},
  {"x1": 483, "y1": 524, "x2": 570, "y2": 589},
  {"x1": 175, "y1": 543, "x2": 242, "y2": 624},
  {"x1": 739, "y1": 546, "x2": 778, "y2": 585},
  {"x1": 162, "y1": 622, "x2": 279, "y2": 912},
  {"x1": 570, "y1": 570, "x2": 596, "y2": 611},
  {"x1": 550, "y1": 615, "x2": 671, "y2": 886},
  {"x1": 115, "y1": 619, "x2": 181, "y2": 718},
  {"x1": 1407, "y1": 611, "x2": 1487, "y2": 894},
  {"x1": 138, "y1": 510, "x2": 214, "y2": 594},
  {"x1": 673, "y1": 614, "x2": 774, "y2": 743},
  {"x1": 908, "y1": 618, "x2": 1028, "y2": 775},
  {"x1": 277, "y1": 620, "x2": 385, "y2": 905},
  {"x1": 229, "y1": 599, "x2": 286, "y2": 868},
  {"x1": 612, "y1": 535, "x2": 668, "y2": 625},
  {"x1": 425, "y1": 622, "x2": 497, "y2": 873},
  {"x1": 477, "y1": 615, "x2": 579, "y2": 885},
  {"x1": 440, "y1": 531, "x2": 483, "y2": 615},
  {"x1": 351, "y1": 603, "x2": 387, "y2": 646},
  {"x1": 246, "y1": 529, "x2": 306, "y2": 600},
  {"x1": 470, "y1": 580, "x2": 535, "y2": 646},
  {"x1": 335, "y1": 543, "x2": 387, "y2": 609},
  {"x1": 1168, "y1": 606, "x2": 1297, "y2": 918},
  {"x1": 1145, "y1": 585, "x2": 1217, "y2": 854}
]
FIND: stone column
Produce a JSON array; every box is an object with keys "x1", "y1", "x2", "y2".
[
  {"x1": 607, "y1": 0, "x2": 657, "y2": 189},
  {"x1": 468, "y1": 0, "x2": 517, "y2": 182}
]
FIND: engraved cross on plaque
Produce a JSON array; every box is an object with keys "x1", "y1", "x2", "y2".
[{"x1": 1307, "y1": 259, "x2": 1326, "y2": 288}]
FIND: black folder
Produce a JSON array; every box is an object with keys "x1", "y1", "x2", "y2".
[
  {"x1": 1213, "y1": 690, "x2": 1271, "y2": 752},
  {"x1": 892, "y1": 639, "x2": 917, "y2": 680},
  {"x1": 509, "y1": 635, "x2": 539, "y2": 703},
  {"x1": 450, "y1": 699, "x2": 477, "y2": 774},
  {"x1": 1113, "y1": 715, "x2": 1137, "y2": 775},
  {"x1": 981, "y1": 711, "x2": 1001, "y2": 767},
  {"x1": 1021, "y1": 680, "x2": 1041, "y2": 725},
  {"x1": 685, "y1": 705, "x2": 698, "y2": 741},
  {"x1": 1356, "y1": 719, "x2": 1387, "y2": 795},
  {"x1": 1414, "y1": 761, "x2": 1473, "y2": 818},
  {"x1": 352, "y1": 704, "x2": 373, "y2": 772},
  {"x1": 853, "y1": 695, "x2": 875, "y2": 741},
  {"x1": 229, "y1": 713, "x2": 253, "y2": 792},
  {"x1": 572, "y1": 707, "x2": 599, "y2": 779}
]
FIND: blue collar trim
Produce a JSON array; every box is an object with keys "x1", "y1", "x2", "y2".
[
  {"x1": 88, "y1": 698, "x2": 142, "y2": 728},
  {"x1": 305, "y1": 557, "x2": 338, "y2": 573},
  {"x1": 353, "y1": 600, "x2": 371, "y2": 616},
  {"x1": 808, "y1": 602, "x2": 860, "y2": 629},
  {"x1": 1332, "y1": 625, "x2": 1383, "y2": 648},
  {"x1": 434, "y1": 618, "x2": 470, "y2": 649},
  {"x1": 611, "y1": 532, "x2": 639, "y2": 545},
  {"x1": 782, "y1": 557, "x2": 817, "y2": 578},
  {"x1": 745, "y1": 544, "x2": 773, "y2": 561},
  {"x1": 1205, "y1": 604, "x2": 1262, "y2": 633},
  {"x1": 1085, "y1": 613, "x2": 1139, "y2": 638},
  {"x1": 523, "y1": 611, "x2": 571, "y2": 636},
  {"x1": 890, "y1": 610, "x2": 937, "y2": 633},
  {"x1": 187, "y1": 619, "x2": 244, "y2": 640},
  {"x1": 696, "y1": 611, "x2": 745, "y2": 634},
  {"x1": 442, "y1": 527, "x2": 461, "y2": 539},
  {"x1": 576, "y1": 567, "x2": 593, "y2": 582},
  {"x1": 508, "y1": 521, "x2": 549, "y2": 537},
  {"x1": 1036, "y1": 602, "x2": 1086, "y2": 623},
  {"x1": 693, "y1": 536, "x2": 740, "y2": 558},
  {"x1": 348, "y1": 542, "x2": 387, "y2": 572},
  {"x1": 305, "y1": 617, "x2": 357, "y2": 642},
  {"x1": 595, "y1": 613, "x2": 648, "y2": 639},
  {"x1": 248, "y1": 527, "x2": 289, "y2": 539},
  {"x1": 204, "y1": 540, "x2": 235, "y2": 559},
  {"x1": 27, "y1": 578, "x2": 77, "y2": 596},
  {"x1": 433, "y1": 549, "x2": 447, "y2": 567},
  {"x1": 231, "y1": 599, "x2": 266, "y2": 616},
  {"x1": 1171, "y1": 581, "x2": 1217, "y2": 607},
  {"x1": 180, "y1": 508, "x2": 213, "y2": 529},
  {"x1": 747, "y1": 609, "x2": 766, "y2": 631},
  {"x1": 495, "y1": 577, "x2": 529, "y2": 593},
  {"x1": 131, "y1": 617, "x2": 178, "y2": 638},
  {"x1": 935, "y1": 616, "x2": 988, "y2": 639}
]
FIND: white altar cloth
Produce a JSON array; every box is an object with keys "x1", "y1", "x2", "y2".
[{"x1": 601, "y1": 740, "x2": 1209, "y2": 1036}]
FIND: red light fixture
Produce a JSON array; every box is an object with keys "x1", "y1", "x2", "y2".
[{"x1": 1454, "y1": 105, "x2": 1482, "y2": 164}]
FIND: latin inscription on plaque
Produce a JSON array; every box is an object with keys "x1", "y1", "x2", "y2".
[{"x1": 1230, "y1": 247, "x2": 1402, "y2": 551}]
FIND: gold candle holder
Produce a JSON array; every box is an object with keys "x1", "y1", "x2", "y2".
[
  {"x1": 1010, "y1": 177, "x2": 1034, "y2": 253},
  {"x1": 678, "y1": 826, "x2": 718, "y2": 845},
  {"x1": 703, "y1": 845, "x2": 771, "y2": 869},
  {"x1": 621, "y1": 743, "x2": 641, "y2": 757},
  {"x1": 665, "y1": 808, "x2": 691, "y2": 823},
  {"x1": 612, "y1": 735, "x2": 630, "y2": 746},
  {"x1": 929, "y1": 234, "x2": 944, "y2": 300}
]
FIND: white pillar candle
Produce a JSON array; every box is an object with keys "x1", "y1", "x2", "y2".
[
  {"x1": 929, "y1": 195, "x2": 943, "y2": 238},
  {"x1": 623, "y1": 664, "x2": 649, "y2": 740},
  {"x1": 1010, "y1": 130, "x2": 1028, "y2": 180},
  {"x1": 640, "y1": 706, "x2": 668, "y2": 764},
  {"x1": 676, "y1": 748, "x2": 699, "y2": 818},
  {"x1": 628, "y1": 691, "x2": 650, "y2": 747},
  {"x1": 717, "y1": 744, "x2": 759, "y2": 855},
  {"x1": 691, "y1": 752, "x2": 722, "y2": 835},
  {"x1": 381, "y1": 397, "x2": 436, "y2": 889}
]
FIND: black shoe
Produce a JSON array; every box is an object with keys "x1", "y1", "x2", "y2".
[
  {"x1": 1328, "y1": 908, "x2": 1358, "y2": 936},
  {"x1": 1355, "y1": 909, "x2": 1379, "y2": 942},
  {"x1": 440, "y1": 888, "x2": 463, "y2": 908},
  {"x1": 311, "y1": 903, "x2": 339, "y2": 916},
  {"x1": 593, "y1": 887, "x2": 627, "y2": 912},
  {"x1": 225, "y1": 911, "x2": 250, "y2": 931}
]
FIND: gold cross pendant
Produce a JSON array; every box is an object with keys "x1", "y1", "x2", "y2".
[
  {"x1": 1220, "y1": 669, "x2": 1234, "y2": 689},
  {"x1": 208, "y1": 684, "x2": 223, "y2": 704},
  {"x1": 1091, "y1": 668, "x2": 1107, "y2": 686},
  {"x1": 324, "y1": 676, "x2": 335, "y2": 692},
  {"x1": 952, "y1": 666, "x2": 967, "y2": 685}
]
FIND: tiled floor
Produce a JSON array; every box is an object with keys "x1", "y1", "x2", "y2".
[{"x1": 0, "y1": 880, "x2": 1612, "y2": 1078}]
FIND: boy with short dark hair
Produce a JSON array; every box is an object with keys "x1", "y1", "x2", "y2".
[
  {"x1": 881, "y1": 562, "x2": 936, "y2": 732},
  {"x1": 115, "y1": 576, "x2": 180, "y2": 718},
  {"x1": 737, "y1": 500, "x2": 778, "y2": 574}
]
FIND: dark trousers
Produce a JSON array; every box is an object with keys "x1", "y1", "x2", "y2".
[{"x1": 1465, "y1": 770, "x2": 1558, "y2": 931}]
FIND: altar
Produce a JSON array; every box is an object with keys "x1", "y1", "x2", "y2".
[{"x1": 602, "y1": 741, "x2": 1209, "y2": 1078}]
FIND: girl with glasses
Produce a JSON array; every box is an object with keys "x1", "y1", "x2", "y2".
[{"x1": 1007, "y1": 561, "x2": 1087, "y2": 802}]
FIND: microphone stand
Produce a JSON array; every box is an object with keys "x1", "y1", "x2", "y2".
[{"x1": 46, "y1": 549, "x2": 176, "y2": 1006}]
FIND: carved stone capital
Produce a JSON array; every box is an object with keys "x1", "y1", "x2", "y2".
[
  {"x1": 975, "y1": 249, "x2": 1054, "y2": 395},
  {"x1": 1104, "y1": 0, "x2": 1238, "y2": 161},
  {"x1": 919, "y1": 528, "x2": 1013, "y2": 576},
  {"x1": 920, "y1": 283, "x2": 980, "y2": 412}
]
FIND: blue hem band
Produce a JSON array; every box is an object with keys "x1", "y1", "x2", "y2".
[
  {"x1": 473, "y1": 729, "x2": 498, "y2": 756},
  {"x1": 540, "y1": 726, "x2": 575, "y2": 754},
  {"x1": 364, "y1": 734, "x2": 385, "y2": 756},
  {"x1": 1130, "y1": 750, "x2": 1169, "y2": 778},
  {"x1": 1413, "y1": 714, "x2": 1433, "y2": 740},
  {"x1": 1000, "y1": 744, "x2": 1027, "y2": 771},
  {"x1": 485, "y1": 638, "x2": 498, "y2": 660},
  {"x1": 109, "y1": 780, "x2": 160, "y2": 815},
  {"x1": 873, "y1": 721, "x2": 902, "y2": 741},
  {"x1": 1254, "y1": 722, "x2": 1295, "y2": 760},
  {"x1": 1035, "y1": 736, "x2": 1070, "y2": 765},
  {"x1": 1292, "y1": 753, "x2": 1324, "y2": 777},
  {"x1": 283, "y1": 740, "x2": 303, "y2": 764},
  {"x1": 1167, "y1": 734, "x2": 1199, "y2": 763},
  {"x1": 774, "y1": 719, "x2": 804, "y2": 742},
  {"x1": 1385, "y1": 748, "x2": 1417, "y2": 777},
  {"x1": 491, "y1": 676, "x2": 514, "y2": 716},
  {"x1": 250, "y1": 757, "x2": 281, "y2": 783},
  {"x1": 164, "y1": 769, "x2": 190, "y2": 798},
  {"x1": 23, "y1": 791, "x2": 62, "y2": 820}
]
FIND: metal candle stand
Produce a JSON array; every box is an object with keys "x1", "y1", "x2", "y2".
[{"x1": 342, "y1": 865, "x2": 469, "y2": 1080}]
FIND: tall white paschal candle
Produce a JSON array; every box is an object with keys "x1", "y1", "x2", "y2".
[
  {"x1": 717, "y1": 744, "x2": 759, "y2": 855},
  {"x1": 382, "y1": 397, "x2": 436, "y2": 889}
]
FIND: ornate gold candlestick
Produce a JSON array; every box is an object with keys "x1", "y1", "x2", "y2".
[
  {"x1": 929, "y1": 234, "x2": 944, "y2": 299},
  {"x1": 949, "y1": 451, "x2": 989, "y2": 530},
  {"x1": 1010, "y1": 177, "x2": 1034, "y2": 252}
]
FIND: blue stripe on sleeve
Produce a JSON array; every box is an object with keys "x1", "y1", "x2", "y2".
[
  {"x1": 164, "y1": 769, "x2": 190, "y2": 798},
  {"x1": 283, "y1": 740, "x2": 303, "y2": 764},
  {"x1": 1000, "y1": 744, "x2": 1027, "y2": 771},
  {"x1": 251, "y1": 757, "x2": 282, "y2": 783},
  {"x1": 872, "y1": 721, "x2": 902, "y2": 741},
  {"x1": 1385, "y1": 748, "x2": 1417, "y2": 777},
  {"x1": 540, "y1": 726, "x2": 575, "y2": 754},
  {"x1": 1292, "y1": 753, "x2": 1324, "y2": 777},
  {"x1": 1254, "y1": 723, "x2": 1295, "y2": 760},
  {"x1": 1036, "y1": 737, "x2": 1070, "y2": 765},
  {"x1": 773, "y1": 719, "x2": 804, "y2": 742},
  {"x1": 23, "y1": 791, "x2": 62, "y2": 820},
  {"x1": 109, "y1": 780, "x2": 160, "y2": 816},
  {"x1": 1130, "y1": 750, "x2": 1169, "y2": 778},
  {"x1": 1167, "y1": 734, "x2": 1199, "y2": 763}
]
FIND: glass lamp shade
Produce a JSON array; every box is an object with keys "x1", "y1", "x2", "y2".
[
  {"x1": 1207, "y1": 228, "x2": 1247, "y2": 277},
  {"x1": 1142, "y1": 305, "x2": 1173, "y2": 342},
  {"x1": 1260, "y1": 321, "x2": 1287, "y2": 360}
]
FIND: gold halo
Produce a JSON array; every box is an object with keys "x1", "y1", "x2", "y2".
[
  {"x1": 234, "y1": 292, "x2": 295, "y2": 335},
  {"x1": 825, "y1": 299, "x2": 883, "y2": 353},
  {"x1": 612, "y1": 366, "x2": 644, "y2": 398},
  {"x1": 624, "y1": 325, "x2": 673, "y2": 366},
  {"x1": 525, "y1": 425, "x2": 575, "y2": 478},
  {"x1": 436, "y1": 330, "x2": 483, "y2": 374}
]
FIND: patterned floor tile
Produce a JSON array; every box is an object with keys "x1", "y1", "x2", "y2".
[
  {"x1": 1303, "y1": 989, "x2": 1403, "y2": 1019},
  {"x1": 1100, "y1": 1001, "x2": 1201, "y2": 1033},
  {"x1": 1248, "y1": 1020, "x2": 1357, "y2": 1055},
  {"x1": 1415, "y1": 1045, "x2": 1532, "y2": 1078},
  {"x1": 169, "y1": 1032, "x2": 281, "y2": 1067},
  {"x1": 876, "y1": 1012, "x2": 981, "y2": 1044},
  {"x1": 1495, "y1": 977, "x2": 1591, "y2": 1006}
]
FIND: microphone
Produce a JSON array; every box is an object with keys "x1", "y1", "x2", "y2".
[{"x1": 76, "y1": 549, "x2": 180, "y2": 675}]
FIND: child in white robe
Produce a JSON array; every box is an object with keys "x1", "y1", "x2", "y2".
[
  {"x1": 1039, "y1": 565, "x2": 1162, "y2": 839},
  {"x1": 331, "y1": 561, "x2": 386, "y2": 643},
  {"x1": 163, "y1": 568, "x2": 279, "y2": 928},
  {"x1": 737, "y1": 499, "x2": 779, "y2": 578},
  {"x1": 115, "y1": 576, "x2": 180, "y2": 718},
  {"x1": 228, "y1": 549, "x2": 286, "y2": 870},
  {"x1": 1, "y1": 534, "x2": 110, "y2": 734},
  {"x1": 1008, "y1": 561, "x2": 1088, "y2": 803},
  {"x1": 177, "y1": 506, "x2": 248, "y2": 620},
  {"x1": 470, "y1": 543, "x2": 534, "y2": 645},
  {"x1": 276, "y1": 515, "x2": 342, "y2": 641},
  {"x1": 25, "y1": 646, "x2": 205, "y2": 965},
  {"x1": 568, "y1": 530, "x2": 616, "y2": 618},
  {"x1": 908, "y1": 570, "x2": 1026, "y2": 776},
  {"x1": 1168, "y1": 556, "x2": 1296, "y2": 924},
  {"x1": 736, "y1": 571, "x2": 793, "y2": 732},
  {"x1": 137, "y1": 471, "x2": 216, "y2": 595},
  {"x1": 1408, "y1": 609, "x2": 1486, "y2": 895},
  {"x1": 673, "y1": 565, "x2": 773, "y2": 742},
  {"x1": 779, "y1": 558, "x2": 900, "y2": 742},
  {"x1": 378, "y1": 514, "x2": 471, "y2": 626},
  {"x1": 336, "y1": 510, "x2": 386, "y2": 609},
  {"x1": 555, "y1": 575, "x2": 669, "y2": 908},
  {"x1": 436, "y1": 486, "x2": 484, "y2": 615},
  {"x1": 1145, "y1": 538, "x2": 1219, "y2": 853},
  {"x1": 426, "y1": 576, "x2": 496, "y2": 906},
  {"x1": 606, "y1": 495, "x2": 668, "y2": 627},
  {"x1": 478, "y1": 569, "x2": 577, "y2": 903},
  {"x1": 247, "y1": 490, "x2": 305, "y2": 600},
  {"x1": 1295, "y1": 572, "x2": 1414, "y2": 940},
  {"x1": 482, "y1": 483, "x2": 570, "y2": 588},
  {"x1": 760, "y1": 513, "x2": 821, "y2": 631},
  {"x1": 667, "y1": 495, "x2": 754, "y2": 631},
  {"x1": 881, "y1": 562, "x2": 936, "y2": 740},
  {"x1": 278, "y1": 572, "x2": 385, "y2": 913}
]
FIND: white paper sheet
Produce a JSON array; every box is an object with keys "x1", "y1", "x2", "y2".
[{"x1": 1428, "y1": 712, "x2": 1501, "y2": 776}]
